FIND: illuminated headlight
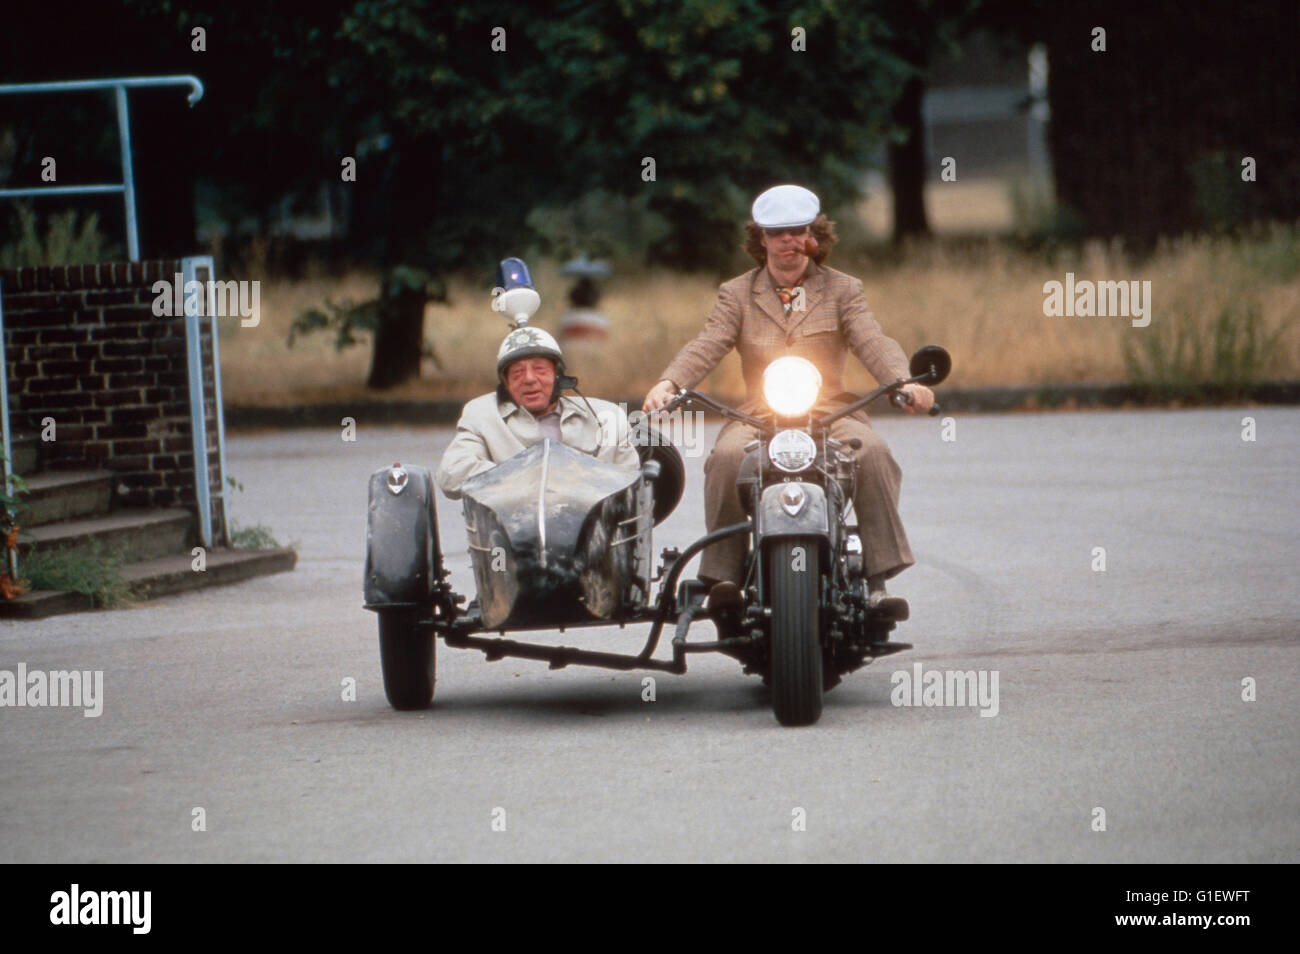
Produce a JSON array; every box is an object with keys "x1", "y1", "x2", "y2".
[
  {"x1": 768, "y1": 429, "x2": 817, "y2": 473},
  {"x1": 762, "y1": 356, "x2": 821, "y2": 417}
]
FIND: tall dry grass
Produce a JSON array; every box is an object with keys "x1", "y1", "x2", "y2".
[{"x1": 219, "y1": 181, "x2": 1299, "y2": 406}]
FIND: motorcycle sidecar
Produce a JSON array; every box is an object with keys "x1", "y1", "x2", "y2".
[{"x1": 363, "y1": 438, "x2": 683, "y2": 709}]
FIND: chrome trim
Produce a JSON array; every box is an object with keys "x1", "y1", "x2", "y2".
[
  {"x1": 537, "y1": 439, "x2": 550, "y2": 568},
  {"x1": 386, "y1": 463, "x2": 409, "y2": 494},
  {"x1": 779, "y1": 484, "x2": 808, "y2": 516}
]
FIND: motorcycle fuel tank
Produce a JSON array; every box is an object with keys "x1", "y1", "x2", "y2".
[{"x1": 460, "y1": 440, "x2": 648, "y2": 629}]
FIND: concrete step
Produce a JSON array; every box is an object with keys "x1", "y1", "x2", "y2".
[
  {"x1": 20, "y1": 469, "x2": 115, "y2": 526},
  {"x1": 18, "y1": 508, "x2": 195, "y2": 564},
  {"x1": 0, "y1": 546, "x2": 298, "y2": 619},
  {"x1": 7, "y1": 432, "x2": 38, "y2": 475},
  {"x1": 123, "y1": 547, "x2": 298, "y2": 601}
]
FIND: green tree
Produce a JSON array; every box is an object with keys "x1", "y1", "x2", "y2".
[
  {"x1": 6, "y1": 0, "x2": 921, "y2": 389},
  {"x1": 326, "y1": 0, "x2": 913, "y2": 384}
]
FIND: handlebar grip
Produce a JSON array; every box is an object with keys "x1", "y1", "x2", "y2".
[{"x1": 894, "y1": 389, "x2": 942, "y2": 416}]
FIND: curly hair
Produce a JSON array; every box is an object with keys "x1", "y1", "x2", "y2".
[{"x1": 743, "y1": 213, "x2": 838, "y2": 267}]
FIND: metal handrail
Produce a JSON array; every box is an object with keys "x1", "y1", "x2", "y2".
[
  {"x1": 0, "y1": 76, "x2": 204, "y2": 262},
  {"x1": 0, "y1": 279, "x2": 15, "y2": 581},
  {"x1": 180, "y1": 256, "x2": 231, "y2": 549}
]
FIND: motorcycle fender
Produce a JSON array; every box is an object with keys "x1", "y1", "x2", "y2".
[
  {"x1": 364, "y1": 464, "x2": 441, "y2": 608},
  {"x1": 756, "y1": 481, "x2": 828, "y2": 538}
]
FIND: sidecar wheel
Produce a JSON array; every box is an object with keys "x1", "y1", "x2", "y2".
[
  {"x1": 377, "y1": 610, "x2": 436, "y2": 710},
  {"x1": 767, "y1": 537, "x2": 824, "y2": 726}
]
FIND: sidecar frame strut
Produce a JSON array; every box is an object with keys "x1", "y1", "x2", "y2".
[
  {"x1": 436, "y1": 521, "x2": 754, "y2": 674},
  {"x1": 443, "y1": 632, "x2": 689, "y2": 673}
]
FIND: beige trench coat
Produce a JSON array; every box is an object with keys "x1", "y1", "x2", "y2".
[{"x1": 435, "y1": 393, "x2": 640, "y2": 499}]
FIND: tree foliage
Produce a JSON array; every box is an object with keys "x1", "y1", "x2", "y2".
[
  {"x1": 2, "y1": 1, "x2": 940, "y2": 386},
  {"x1": 328, "y1": 0, "x2": 912, "y2": 270}
]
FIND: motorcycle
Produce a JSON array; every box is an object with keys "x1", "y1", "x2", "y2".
[{"x1": 363, "y1": 340, "x2": 950, "y2": 727}]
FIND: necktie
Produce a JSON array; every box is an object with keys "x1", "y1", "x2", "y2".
[{"x1": 774, "y1": 276, "x2": 805, "y2": 315}]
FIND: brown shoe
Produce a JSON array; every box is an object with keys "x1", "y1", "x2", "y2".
[{"x1": 868, "y1": 589, "x2": 910, "y2": 621}]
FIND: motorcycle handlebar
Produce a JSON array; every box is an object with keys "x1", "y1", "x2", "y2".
[
  {"x1": 653, "y1": 383, "x2": 941, "y2": 431},
  {"x1": 651, "y1": 389, "x2": 766, "y2": 429},
  {"x1": 891, "y1": 390, "x2": 943, "y2": 417}
]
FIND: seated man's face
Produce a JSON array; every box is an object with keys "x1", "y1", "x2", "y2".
[{"x1": 505, "y1": 357, "x2": 558, "y2": 415}]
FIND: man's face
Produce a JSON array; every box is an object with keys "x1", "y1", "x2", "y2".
[
  {"x1": 761, "y1": 225, "x2": 810, "y2": 270},
  {"x1": 504, "y1": 356, "x2": 558, "y2": 414}
]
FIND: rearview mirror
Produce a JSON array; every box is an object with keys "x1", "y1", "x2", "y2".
[{"x1": 909, "y1": 345, "x2": 951, "y2": 385}]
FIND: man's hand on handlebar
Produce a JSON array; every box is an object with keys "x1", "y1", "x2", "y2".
[
  {"x1": 642, "y1": 379, "x2": 679, "y2": 414},
  {"x1": 898, "y1": 383, "x2": 935, "y2": 413}
]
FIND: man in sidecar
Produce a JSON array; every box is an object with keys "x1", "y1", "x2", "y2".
[{"x1": 435, "y1": 308, "x2": 640, "y2": 500}]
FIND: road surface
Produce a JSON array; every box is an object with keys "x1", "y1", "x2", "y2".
[{"x1": 1, "y1": 408, "x2": 1296, "y2": 862}]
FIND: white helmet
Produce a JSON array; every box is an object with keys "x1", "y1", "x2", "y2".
[{"x1": 496, "y1": 325, "x2": 564, "y2": 380}]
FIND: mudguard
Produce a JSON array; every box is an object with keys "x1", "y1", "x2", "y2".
[
  {"x1": 364, "y1": 463, "x2": 441, "y2": 609},
  {"x1": 756, "y1": 481, "x2": 829, "y2": 538}
]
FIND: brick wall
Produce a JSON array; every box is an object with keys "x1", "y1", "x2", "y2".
[{"x1": 1, "y1": 261, "x2": 225, "y2": 536}]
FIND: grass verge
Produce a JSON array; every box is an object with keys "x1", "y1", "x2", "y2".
[
  {"x1": 230, "y1": 522, "x2": 283, "y2": 550},
  {"x1": 20, "y1": 542, "x2": 131, "y2": 608}
]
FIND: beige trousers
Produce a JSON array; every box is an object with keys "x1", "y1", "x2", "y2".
[{"x1": 700, "y1": 417, "x2": 914, "y2": 584}]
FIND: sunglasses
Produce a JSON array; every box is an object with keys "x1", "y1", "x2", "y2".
[{"x1": 763, "y1": 226, "x2": 810, "y2": 238}]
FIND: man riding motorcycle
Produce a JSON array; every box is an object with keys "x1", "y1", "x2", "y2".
[
  {"x1": 642, "y1": 184, "x2": 931, "y2": 619},
  {"x1": 436, "y1": 323, "x2": 640, "y2": 499}
]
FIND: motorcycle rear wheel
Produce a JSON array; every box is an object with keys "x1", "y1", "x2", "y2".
[
  {"x1": 377, "y1": 610, "x2": 436, "y2": 710},
  {"x1": 766, "y1": 537, "x2": 824, "y2": 726}
]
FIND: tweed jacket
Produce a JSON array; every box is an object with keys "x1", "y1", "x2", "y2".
[
  {"x1": 660, "y1": 261, "x2": 911, "y2": 414},
  {"x1": 435, "y1": 392, "x2": 640, "y2": 499}
]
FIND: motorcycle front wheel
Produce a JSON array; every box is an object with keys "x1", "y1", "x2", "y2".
[
  {"x1": 377, "y1": 609, "x2": 436, "y2": 710},
  {"x1": 766, "y1": 536, "x2": 824, "y2": 726}
]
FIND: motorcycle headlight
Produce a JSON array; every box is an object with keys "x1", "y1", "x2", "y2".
[
  {"x1": 769, "y1": 429, "x2": 817, "y2": 473},
  {"x1": 762, "y1": 356, "x2": 821, "y2": 417}
]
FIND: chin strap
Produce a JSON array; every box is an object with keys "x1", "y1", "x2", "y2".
[{"x1": 557, "y1": 374, "x2": 599, "y2": 421}]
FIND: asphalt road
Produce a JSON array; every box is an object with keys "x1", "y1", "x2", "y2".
[{"x1": 1, "y1": 408, "x2": 1296, "y2": 862}]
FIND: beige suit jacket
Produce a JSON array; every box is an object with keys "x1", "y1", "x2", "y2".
[
  {"x1": 660, "y1": 261, "x2": 910, "y2": 414},
  {"x1": 435, "y1": 393, "x2": 640, "y2": 499}
]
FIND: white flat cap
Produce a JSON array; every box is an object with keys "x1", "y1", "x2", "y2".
[{"x1": 752, "y1": 184, "x2": 820, "y2": 228}]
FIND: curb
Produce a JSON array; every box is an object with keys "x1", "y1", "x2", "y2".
[{"x1": 0, "y1": 547, "x2": 298, "y2": 620}]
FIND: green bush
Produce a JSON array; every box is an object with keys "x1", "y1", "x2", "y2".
[
  {"x1": 524, "y1": 189, "x2": 671, "y2": 266},
  {"x1": 1009, "y1": 176, "x2": 1085, "y2": 244},
  {"x1": 230, "y1": 522, "x2": 282, "y2": 550},
  {"x1": 21, "y1": 541, "x2": 131, "y2": 607},
  {"x1": 0, "y1": 203, "x2": 122, "y2": 268},
  {"x1": 1188, "y1": 152, "x2": 1249, "y2": 234},
  {"x1": 1122, "y1": 297, "x2": 1287, "y2": 400},
  {"x1": 1227, "y1": 223, "x2": 1300, "y2": 282}
]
